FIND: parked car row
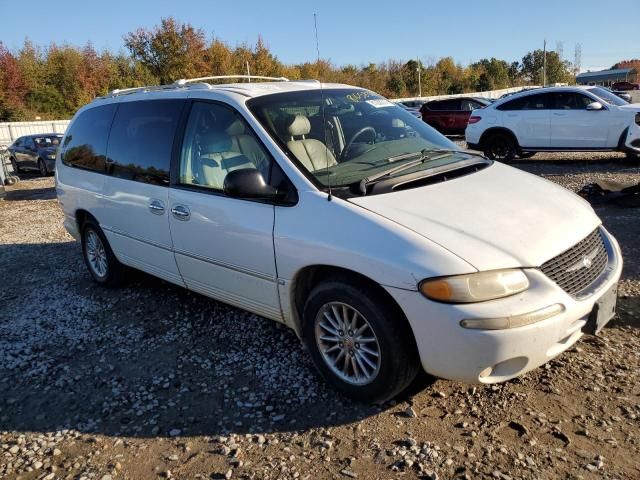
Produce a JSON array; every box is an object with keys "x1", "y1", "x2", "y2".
[{"x1": 56, "y1": 76, "x2": 622, "y2": 403}]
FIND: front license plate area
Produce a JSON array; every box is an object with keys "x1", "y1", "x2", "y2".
[{"x1": 584, "y1": 283, "x2": 617, "y2": 335}]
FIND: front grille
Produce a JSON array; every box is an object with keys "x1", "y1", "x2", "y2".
[{"x1": 540, "y1": 228, "x2": 608, "y2": 297}]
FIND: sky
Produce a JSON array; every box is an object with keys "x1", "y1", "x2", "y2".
[{"x1": 0, "y1": 0, "x2": 638, "y2": 72}]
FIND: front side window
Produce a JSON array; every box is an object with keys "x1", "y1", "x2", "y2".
[
  {"x1": 498, "y1": 93, "x2": 551, "y2": 111},
  {"x1": 248, "y1": 88, "x2": 460, "y2": 189},
  {"x1": 107, "y1": 100, "x2": 184, "y2": 186},
  {"x1": 552, "y1": 93, "x2": 593, "y2": 110},
  {"x1": 179, "y1": 102, "x2": 273, "y2": 191},
  {"x1": 63, "y1": 104, "x2": 117, "y2": 172}
]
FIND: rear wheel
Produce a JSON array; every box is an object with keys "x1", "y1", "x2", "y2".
[
  {"x1": 483, "y1": 133, "x2": 517, "y2": 162},
  {"x1": 81, "y1": 220, "x2": 126, "y2": 287},
  {"x1": 302, "y1": 277, "x2": 420, "y2": 404},
  {"x1": 37, "y1": 158, "x2": 48, "y2": 177}
]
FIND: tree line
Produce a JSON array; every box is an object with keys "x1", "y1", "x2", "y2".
[{"x1": 0, "y1": 17, "x2": 587, "y2": 121}]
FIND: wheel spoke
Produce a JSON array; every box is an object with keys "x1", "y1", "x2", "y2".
[{"x1": 314, "y1": 302, "x2": 381, "y2": 386}]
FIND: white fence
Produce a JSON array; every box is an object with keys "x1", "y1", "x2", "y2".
[{"x1": 0, "y1": 120, "x2": 71, "y2": 146}]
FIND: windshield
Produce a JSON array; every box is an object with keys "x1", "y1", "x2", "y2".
[
  {"x1": 587, "y1": 87, "x2": 628, "y2": 106},
  {"x1": 248, "y1": 88, "x2": 462, "y2": 189},
  {"x1": 33, "y1": 135, "x2": 63, "y2": 148}
]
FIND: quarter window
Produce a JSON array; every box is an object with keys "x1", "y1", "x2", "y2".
[
  {"x1": 178, "y1": 102, "x2": 272, "y2": 191},
  {"x1": 106, "y1": 100, "x2": 184, "y2": 186},
  {"x1": 62, "y1": 104, "x2": 117, "y2": 172}
]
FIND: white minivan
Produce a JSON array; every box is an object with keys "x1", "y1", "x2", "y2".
[{"x1": 56, "y1": 77, "x2": 622, "y2": 403}]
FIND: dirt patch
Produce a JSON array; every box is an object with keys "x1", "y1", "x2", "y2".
[{"x1": 1, "y1": 160, "x2": 639, "y2": 480}]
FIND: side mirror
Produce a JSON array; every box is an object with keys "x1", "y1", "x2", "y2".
[
  {"x1": 586, "y1": 101, "x2": 604, "y2": 111},
  {"x1": 223, "y1": 168, "x2": 278, "y2": 200}
]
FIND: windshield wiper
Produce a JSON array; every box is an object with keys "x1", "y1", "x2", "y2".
[{"x1": 358, "y1": 148, "x2": 485, "y2": 195}]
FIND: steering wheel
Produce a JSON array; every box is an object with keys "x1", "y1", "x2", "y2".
[{"x1": 340, "y1": 126, "x2": 376, "y2": 161}]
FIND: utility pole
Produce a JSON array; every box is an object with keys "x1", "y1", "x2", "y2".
[
  {"x1": 246, "y1": 61, "x2": 251, "y2": 82},
  {"x1": 542, "y1": 39, "x2": 547, "y2": 87},
  {"x1": 416, "y1": 57, "x2": 422, "y2": 97}
]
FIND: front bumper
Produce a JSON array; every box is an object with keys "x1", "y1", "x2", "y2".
[
  {"x1": 386, "y1": 227, "x2": 622, "y2": 384},
  {"x1": 624, "y1": 121, "x2": 640, "y2": 153},
  {"x1": 45, "y1": 158, "x2": 57, "y2": 171}
]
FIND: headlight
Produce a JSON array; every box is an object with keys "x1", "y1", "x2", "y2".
[
  {"x1": 47, "y1": 153, "x2": 56, "y2": 160},
  {"x1": 419, "y1": 269, "x2": 529, "y2": 303}
]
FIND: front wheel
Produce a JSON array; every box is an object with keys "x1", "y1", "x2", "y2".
[
  {"x1": 483, "y1": 133, "x2": 517, "y2": 162},
  {"x1": 626, "y1": 151, "x2": 640, "y2": 162},
  {"x1": 303, "y1": 278, "x2": 419, "y2": 404},
  {"x1": 518, "y1": 151, "x2": 536, "y2": 159}
]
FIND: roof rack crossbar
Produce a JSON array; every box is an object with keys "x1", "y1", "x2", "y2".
[{"x1": 174, "y1": 75, "x2": 289, "y2": 85}]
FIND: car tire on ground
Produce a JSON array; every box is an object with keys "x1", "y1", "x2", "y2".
[
  {"x1": 626, "y1": 151, "x2": 640, "y2": 162},
  {"x1": 37, "y1": 158, "x2": 48, "y2": 177},
  {"x1": 302, "y1": 277, "x2": 420, "y2": 404},
  {"x1": 10, "y1": 157, "x2": 22, "y2": 174},
  {"x1": 483, "y1": 133, "x2": 517, "y2": 162},
  {"x1": 518, "y1": 151, "x2": 536, "y2": 159},
  {"x1": 81, "y1": 219, "x2": 127, "y2": 287}
]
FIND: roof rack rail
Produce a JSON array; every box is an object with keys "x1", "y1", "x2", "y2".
[
  {"x1": 174, "y1": 75, "x2": 289, "y2": 85},
  {"x1": 106, "y1": 83, "x2": 188, "y2": 98}
]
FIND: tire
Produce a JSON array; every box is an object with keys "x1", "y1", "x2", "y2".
[
  {"x1": 37, "y1": 158, "x2": 48, "y2": 177},
  {"x1": 518, "y1": 151, "x2": 536, "y2": 159},
  {"x1": 81, "y1": 219, "x2": 127, "y2": 287},
  {"x1": 302, "y1": 277, "x2": 420, "y2": 404},
  {"x1": 626, "y1": 151, "x2": 640, "y2": 163},
  {"x1": 483, "y1": 133, "x2": 517, "y2": 162},
  {"x1": 10, "y1": 157, "x2": 21, "y2": 174}
]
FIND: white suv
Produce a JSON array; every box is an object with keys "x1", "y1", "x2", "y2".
[
  {"x1": 56, "y1": 77, "x2": 622, "y2": 403},
  {"x1": 465, "y1": 86, "x2": 640, "y2": 161}
]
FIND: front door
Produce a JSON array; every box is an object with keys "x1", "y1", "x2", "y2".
[
  {"x1": 549, "y1": 92, "x2": 610, "y2": 148},
  {"x1": 168, "y1": 101, "x2": 281, "y2": 321},
  {"x1": 100, "y1": 98, "x2": 186, "y2": 287}
]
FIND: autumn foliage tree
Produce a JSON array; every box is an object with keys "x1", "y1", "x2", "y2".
[{"x1": 0, "y1": 17, "x2": 583, "y2": 122}]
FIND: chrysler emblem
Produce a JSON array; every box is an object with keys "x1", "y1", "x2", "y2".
[{"x1": 566, "y1": 248, "x2": 598, "y2": 273}]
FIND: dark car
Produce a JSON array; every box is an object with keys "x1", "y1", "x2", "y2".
[
  {"x1": 612, "y1": 81, "x2": 640, "y2": 91},
  {"x1": 420, "y1": 97, "x2": 491, "y2": 135},
  {"x1": 8, "y1": 134, "x2": 62, "y2": 176},
  {"x1": 397, "y1": 103, "x2": 422, "y2": 119}
]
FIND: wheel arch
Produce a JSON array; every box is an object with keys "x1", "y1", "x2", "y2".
[
  {"x1": 75, "y1": 209, "x2": 99, "y2": 233},
  {"x1": 478, "y1": 127, "x2": 520, "y2": 149},
  {"x1": 289, "y1": 265, "x2": 417, "y2": 350}
]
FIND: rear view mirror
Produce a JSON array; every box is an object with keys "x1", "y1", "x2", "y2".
[
  {"x1": 586, "y1": 101, "x2": 604, "y2": 111},
  {"x1": 223, "y1": 168, "x2": 278, "y2": 200}
]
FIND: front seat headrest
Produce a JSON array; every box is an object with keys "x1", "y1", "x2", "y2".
[
  {"x1": 200, "y1": 132, "x2": 232, "y2": 154},
  {"x1": 225, "y1": 119, "x2": 246, "y2": 136},
  {"x1": 287, "y1": 115, "x2": 311, "y2": 137}
]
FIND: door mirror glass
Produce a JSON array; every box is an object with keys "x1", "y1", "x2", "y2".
[
  {"x1": 223, "y1": 168, "x2": 278, "y2": 200},
  {"x1": 586, "y1": 101, "x2": 604, "y2": 111}
]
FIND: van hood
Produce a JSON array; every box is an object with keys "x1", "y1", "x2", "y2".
[{"x1": 349, "y1": 162, "x2": 601, "y2": 271}]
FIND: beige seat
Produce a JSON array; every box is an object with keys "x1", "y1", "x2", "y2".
[
  {"x1": 285, "y1": 115, "x2": 337, "y2": 172},
  {"x1": 193, "y1": 132, "x2": 255, "y2": 189},
  {"x1": 225, "y1": 119, "x2": 267, "y2": 173}
]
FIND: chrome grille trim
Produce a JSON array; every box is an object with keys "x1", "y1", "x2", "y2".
[{"x1": 540, "y1": 228, "x2": 608, "y2": 297}]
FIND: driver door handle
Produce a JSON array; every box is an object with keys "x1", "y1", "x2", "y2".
[{"x1": 171, "y1": 205, "x2": 191, "y2": 221}]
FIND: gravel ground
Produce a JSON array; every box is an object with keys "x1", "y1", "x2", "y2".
[{"x1": 0, "y1": 154, "x2": 639, "y2": 480}]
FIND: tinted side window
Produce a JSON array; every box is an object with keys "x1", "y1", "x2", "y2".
[
  {"x1": 498, "y1": 93, "x2": 550, "y2": 111},
  {"x1": 107, "y1": 100, "x2": 184, "y2": 186},
  {"x1": 552, "y1": 93, "x2": 593, "y2": 110},
  {"x1": 62, "y1": 104, "x2": 117, "y2": 172}
]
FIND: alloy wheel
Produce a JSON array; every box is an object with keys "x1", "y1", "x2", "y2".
[
  {"x1": 314, "y1": 302, "x2": 381, "y2": 385},
  {"x1": 85, "y1": 230, "x2": 108, "y2": 278}
]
